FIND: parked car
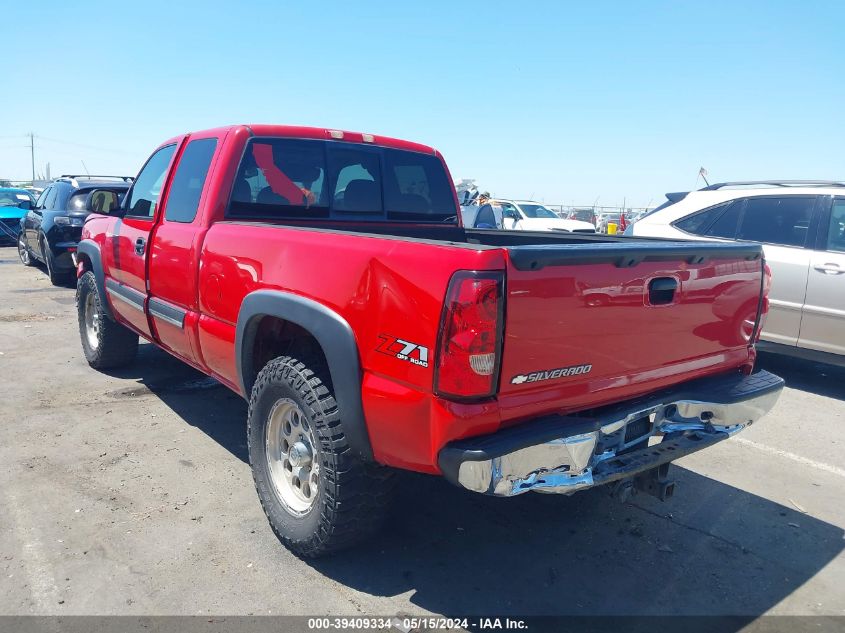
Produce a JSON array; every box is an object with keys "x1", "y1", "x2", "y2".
[
  {"x1": 0, "y1": 187, "x2": 35, "y2": 244},
  {"x1": 567, "y1": 207, "x2": 597, "y2": 225},
  {"x1": 628, "y1": 180, "x2": 845, "y2": 364},
  {"x1": 596, "y1": 211, "x2": 630, "y2": 233},
  {"x1": 18, "y1": 175, "x2": 130, "y2": 284},
  {"x1": 75, "y1": 124, "x2": 781, "y2": 557},
  {"x1": 491, "y1": 199, "x2": 596, "y2": 232}
]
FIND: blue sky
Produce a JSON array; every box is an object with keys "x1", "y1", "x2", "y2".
[{"x1": 2, "y1": 0, "x2": 843, "y2": 206}]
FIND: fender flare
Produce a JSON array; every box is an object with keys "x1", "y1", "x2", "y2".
[
  {"x1": 76, "y1": 240, "x2": 114, "y2": 320},
  {"x1": 236, "y1": 290, "x2": 373, "y2": 461}
]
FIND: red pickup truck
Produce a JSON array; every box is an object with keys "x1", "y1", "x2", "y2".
[{"x1": 74, "y1": 124, "x2": 783, "y2": 557}]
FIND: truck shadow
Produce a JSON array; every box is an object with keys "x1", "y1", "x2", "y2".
[
  {"x1": 311, "y1": 470, "x2": 844, "y2": 617},
  {"x1": 109, "y1": 343, "x2": 844, "y2": 618},
  {"x1": 103, "y1": 342, "x2": 249, "y2": 462}
]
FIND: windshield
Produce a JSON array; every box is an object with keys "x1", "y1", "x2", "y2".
[
  {"x1": 518, "y1": 204, "x2": 558, "y2": 219},
  {"x1": 0, "y1": 191, "x2": 32, "y2": 209}
]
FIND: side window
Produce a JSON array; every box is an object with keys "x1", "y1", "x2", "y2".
[
  {"x1": 43, "y1": 186, "x2": 59, "y2": 210},
  {"x1": 674, "y1": 202, "x2": 730, "y2": 236},
  {"x1": 738, "y1": 196, "x2": 815, "y2": 247},
  {"x1": 825, "y1": 199, "x2": 845, "y2": 253},
  {"x1": 125, "y1": 144, "x2": 177, "y2": 218},
  {"x1": 474, "y1": 204, "x2": 496, "y2": 228},
  {"x1": 329, "y1": 147, "x2": 382, "y2": 213},
  {"x1": 704, "y1": 200, "x2": 744, "y2": 239},
  {"x1": 500, "y1": 202, "x2": 519, "y2": 219},
  {"x1": 164, "y1": 138, "x2": 218, "y2": 223}
]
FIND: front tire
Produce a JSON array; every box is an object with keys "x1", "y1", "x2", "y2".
[
  {"x1": 77, "y1": 271, "x2": 138, "y2": 369},
  {"x1": 248, "y1": 355, "x2": 395, "y2": 557}
]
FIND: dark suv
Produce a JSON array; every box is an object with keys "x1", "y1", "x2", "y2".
[{"x1": 18, "y1": 175, "x2": 131, "y2": 285}]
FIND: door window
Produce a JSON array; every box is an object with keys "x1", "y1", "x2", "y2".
[
  {"x1": 34, "y1": 187, "x2": 49, "y2": 209},
  {"x1": 500, "y1": 202, "x2": 520, "y2": 219},
  {"x1": 737, "y1": 196, "x2": 815, "y2": 247},
  {"x1": 125, "y1": 145, "x2": 178, "y2": 218},
  {"x1": 825, "y1": 199, "x2": 845, "y2": 253},
  {"x1": 164, "y1": 138, "x2": 218, "y2": 223}
]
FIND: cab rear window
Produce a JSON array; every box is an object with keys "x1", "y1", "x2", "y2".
[{"x1": 228, "y1": 138, "x2": 456, "y2": 222}]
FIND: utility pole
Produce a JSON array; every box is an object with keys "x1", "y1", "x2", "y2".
[{"x1": 29, "y1": 133, "x2": 35, "y2": 184}]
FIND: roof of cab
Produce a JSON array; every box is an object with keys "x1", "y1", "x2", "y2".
[{"x1": 185, "y1": 125, "x2": 439, "y2": 156}]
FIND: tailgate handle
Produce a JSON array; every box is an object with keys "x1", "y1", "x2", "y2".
[{"x1": 648, "y1": 277, "x2": 677, "y2": 305}]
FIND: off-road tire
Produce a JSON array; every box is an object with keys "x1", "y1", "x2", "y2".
[
  {"x1": 18, "y1": 233, "x2": 34, "y2": 266},
  {"x1": 248, "y1": 355, "x2": 395, "y2": 557},
  {"x1": 77, "y1": 271, "x2": 138, "y2": 369}
]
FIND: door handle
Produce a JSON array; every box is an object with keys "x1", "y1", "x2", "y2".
[
  {"x1": 648, "y1": 277, "x2": 678, "y2": 305},
  {"x1": 813, "y1": 262, "x2": 844, "y2": 275},
  {"x1": 134, "y1": 237, "x2": 146, "y2": 256}
]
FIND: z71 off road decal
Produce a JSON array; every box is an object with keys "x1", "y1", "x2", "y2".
[
  {"x1": 376, "y1": 335, "x2": 430, "y2": 368},
  {"x1": 511, "y1": 363, "x2": 592, "y2": 385}
]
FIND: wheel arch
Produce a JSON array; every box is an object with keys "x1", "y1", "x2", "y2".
[
  {"x1": 75, "y1": 240, "x2": 114, "y2": 320},
  {"x1": 236, "y1": 290, "x2": 373, "y2": 461}
]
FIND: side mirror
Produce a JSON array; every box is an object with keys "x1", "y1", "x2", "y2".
[
  {"x1": 86, "y1": 189, "x2": 124, "y2": 217},
  {"x1": 504, "y1": 209, "x2": 519, "y2": 220},
  {"x1": 13, "y1": 194, "x2": 32, "y2": 210}
]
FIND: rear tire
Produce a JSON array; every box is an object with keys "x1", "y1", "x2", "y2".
[
  {"x1": 77, "y1": 271, "x2": 138, "y2": 369},
  {"x1": 18, "y1": 234, "x2": 34, "y2": 267},
  {"x1": 43, "y1": 238, "x2": 72, "y2": 286},
  {"x1": 248, "y1": 354, "x2": 395, "y2": 557}
]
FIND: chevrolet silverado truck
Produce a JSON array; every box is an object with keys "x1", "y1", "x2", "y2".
[{"x1": 74, "y1": 125, "x2": 784, "y2": 557}]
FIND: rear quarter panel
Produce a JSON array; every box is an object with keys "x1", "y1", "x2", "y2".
[{"x1": 196, "y1": 222, "x2": 506, "y2": 470}]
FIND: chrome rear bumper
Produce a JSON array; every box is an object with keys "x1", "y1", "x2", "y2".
[{"x1": 438, "y1": 370, "x2": 783, "y2": 497}]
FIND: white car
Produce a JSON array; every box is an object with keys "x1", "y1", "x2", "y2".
[
  {"x1": 628, "y1": 180, "x2": 845, "y2": 363},
  {"x1": 488, "y1": 199, "x2": 596, "y2": 233}
]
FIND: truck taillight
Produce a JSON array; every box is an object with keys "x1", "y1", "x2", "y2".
[{"x1": 434, "y1": 270, "x2": 504, "y2": 400}]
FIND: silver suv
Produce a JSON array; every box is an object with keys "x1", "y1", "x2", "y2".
[{"x1": 629, "y1": 180, "x2": 845, "y2": 364}]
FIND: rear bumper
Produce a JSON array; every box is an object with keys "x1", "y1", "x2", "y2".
[{"x1": 438, "y1": 369, "x2": 783, "y2": 497}]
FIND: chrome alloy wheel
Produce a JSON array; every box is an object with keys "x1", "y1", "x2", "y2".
[
  {"x1": 18, "y1": 235, "x2": 29, "y2": 265},
  {"x1": 83, "y1": 291, "x2": 100, "y2": 350},
  {"x1": 265, "y1": 398, "x2": 320, "y2": 515}
]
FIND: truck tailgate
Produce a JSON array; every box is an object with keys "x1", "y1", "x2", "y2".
[{"x1": 498, "y1": 241, "x2": 764, "y2": 420}]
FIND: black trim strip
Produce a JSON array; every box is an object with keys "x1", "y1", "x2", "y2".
[
  {"x1": 506, "y1": 241, "x2": 763, "y2": 271},
  {"x1": 236, "y1": 289, "x2": 374, "y2": 461},
  {"x1": 148, "y1": 297, "x2": 186, "y2": 329},
  {"x1": 105, "y1": 278, "x2": 145, "y2": 312},
  {"x1": 76, "y1": 240, "x2": 113, "y2": 320}
]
